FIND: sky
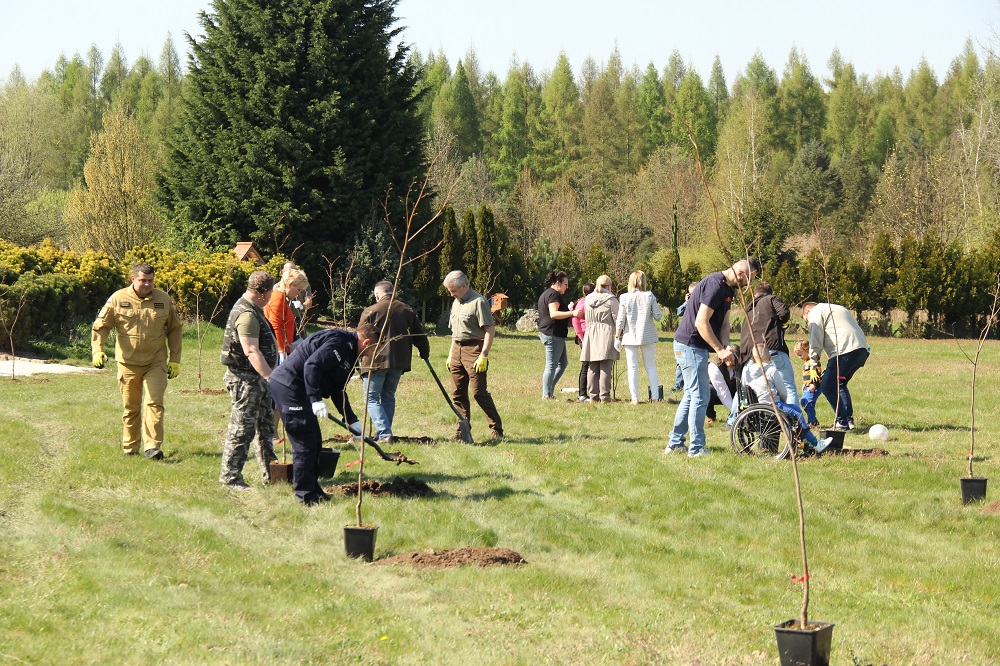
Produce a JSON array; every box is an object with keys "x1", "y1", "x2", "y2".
[{"x1": 1, "y1": 0, "x2": 998, "y2": 86}]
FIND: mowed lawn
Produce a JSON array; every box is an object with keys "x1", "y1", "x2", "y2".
[{"x1": 0, "y1": 326, "x2": 998, "y2": 665}]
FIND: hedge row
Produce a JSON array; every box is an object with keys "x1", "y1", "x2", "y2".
[{"x1": 0, "y1": 240, "x2": 289, "y2": 350}]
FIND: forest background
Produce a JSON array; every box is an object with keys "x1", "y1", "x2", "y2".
[{"x1": 2, "y1": 0, "x2": 1000, "y2": 343}]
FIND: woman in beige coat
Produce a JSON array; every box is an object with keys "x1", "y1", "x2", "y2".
[{"x1": 577, "y1": 275, "x2": 620, "y2": 402}]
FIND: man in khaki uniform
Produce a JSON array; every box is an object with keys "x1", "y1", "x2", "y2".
[
  {"x1": 443, "y1": 270, "x2": 503, "y2": 441},
  {"x1": 92, "y1": 263, "x2": 183, "y2": 459}
]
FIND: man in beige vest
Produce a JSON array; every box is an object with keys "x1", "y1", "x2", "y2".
[{"x1": 92, "y1": 263, "x2": 183, "y2": 459}]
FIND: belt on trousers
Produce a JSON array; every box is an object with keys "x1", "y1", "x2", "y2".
[{"x1": 453, "y1": 339, "x2": 484, "y2": 346}]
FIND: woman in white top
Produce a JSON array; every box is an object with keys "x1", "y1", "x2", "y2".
[{"x1": 615, "y1": 270, "x2": 662, "y2": 404}]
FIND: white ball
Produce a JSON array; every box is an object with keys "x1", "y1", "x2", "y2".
[{"x1": 868, "y1": 424, "x2": 889, "y2": 442}]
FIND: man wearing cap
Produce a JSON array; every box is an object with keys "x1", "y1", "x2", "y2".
[
  {"x1": 219, "y1": 271, "x2": 280, "y2": 489},
  {"x1": 443, "y1": 270, "x2": 503, "y2": 441},
  {"x1": 92, "y1": 263, "x2": 183, "y2": 459}
]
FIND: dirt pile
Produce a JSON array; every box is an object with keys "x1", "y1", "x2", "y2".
[
  {"x1": 330, "y1": 476, "x2": 435, "y2": 498},
  {"x1": 828, "y1": 448, "x2": 889, "y2": 458},
  {"x1": 376, "y1": 547, "x2": 527, "y2": 569}
]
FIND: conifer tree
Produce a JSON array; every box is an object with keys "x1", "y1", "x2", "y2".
[
  {"x1": 159, "y1": 0, "x2": 424, "y2": 282},
  {"x1": 461, "y1": 208, "x2": 477, "y2": 287}
]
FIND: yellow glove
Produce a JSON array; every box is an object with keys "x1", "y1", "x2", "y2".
[
  {"x1": 446, "y1": 352, "x2": 452, "y2": 369},
  {"x1": 167, "y1": 362, "x2": 181, "y2": 379},
  {"x1": 92, "y1": 351, "x2": 108, "y2": 369},
  {"x1": 473, "y1": 354, "x2": 489, "y2": 374},
  {"x1": 808, "y1": 364, "x2": 821, "y2": 383}
]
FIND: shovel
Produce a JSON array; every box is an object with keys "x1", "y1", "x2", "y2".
[
  {"x1": 423, "y1": 358, "x2": 474, "y2": 443},
  {"x1": 325, "y1": 413, "x2": 418, "y2": 465}
]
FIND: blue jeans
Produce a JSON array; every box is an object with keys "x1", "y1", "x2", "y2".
[
  {"x1": 362, "y1": 368, "x2": 404, "y2": 440},
  {"x1": 672, "y1": 363, "x2": 683, "y2": 390},
  {"x1": 668, "y1": 341, "x2": 710, "y2": 453},
  {"x1": 768, "y1": 350, "x2": 799, "y2": 406},
  {"x1": 800, "y1": 387, "x2": 819, "y2": 424},
  {"x1": 539, "y1": 333, "x2": 568, "y2": 398},
  {"x1": 820, "y1": 348, "x2": 870, "y2": 428}
]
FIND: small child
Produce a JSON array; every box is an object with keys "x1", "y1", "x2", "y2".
[
  {"x1": 793, "y1": 339, "x2": 822, "y2": 427},
  {"x1": 743, "y1": 344, "x2": 832, "y2": 454}
]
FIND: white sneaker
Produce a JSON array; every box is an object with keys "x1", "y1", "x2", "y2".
[
  {"x1": 813, "y1": 437, "x2": 833, "y2": 455},
  {"x1": 688, "y1": 448, "x2": 711, "y2": 458}
]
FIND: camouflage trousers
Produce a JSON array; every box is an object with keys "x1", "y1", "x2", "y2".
[{"x1": 219, "y1": 369, "x2": 277, "y2": 485}]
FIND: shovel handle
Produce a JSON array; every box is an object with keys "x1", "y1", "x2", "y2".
[{"x1": 324, "y1": 413, "x2": 418, "y2": 465}]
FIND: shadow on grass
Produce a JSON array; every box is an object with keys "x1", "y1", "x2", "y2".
[{"x1": 464, "y1": 486, "x2": 542, "y2": 502}]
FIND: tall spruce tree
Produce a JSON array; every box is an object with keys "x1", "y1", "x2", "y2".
[
  {"x1": 461, "y1": 208, "x2": 477, "y2": 287},
  {"x1": 158, "y1": 0, "x2": 425, "y2": 282}
]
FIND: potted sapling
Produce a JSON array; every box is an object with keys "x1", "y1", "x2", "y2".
[
  {"x1": 343, "y1": 146, "x2": 455, "y2": 562},
  {"x1": 960, "y1": 274, "x2": 999, "y2": 505},
  {"x1": 665, "y1": 109, "x2": 835, "y2": 665}
]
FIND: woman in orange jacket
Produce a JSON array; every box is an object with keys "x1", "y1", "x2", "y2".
[{"x1": 264, "y1": 268, "x2": 309, "y2": 361}]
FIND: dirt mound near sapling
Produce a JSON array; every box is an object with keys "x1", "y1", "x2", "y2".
[
  {"x1": 828, "y1": 448, "x2": 889, "y2": 458},
  {"x1": 330, "y1": 476, "x2": 435, "y2": 498},
  {"x1": 326, "y1": 433, "x2": 435, "y2": 444},
  {"x1": 176, "y1": 389, "x2": 226, "y2": 395},
  {"x1": 377, "y1": 547, "x2": 527, "y2": 569},
  {"x1": 983, "y1": 500, "x2": 1000, "y2": 514}
]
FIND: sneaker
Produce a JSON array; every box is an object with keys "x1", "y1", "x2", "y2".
[
  {"x1": 578, "y1": 395, "x2": 587, "y2": 402},
  {"x1": 664, "y1": 445, "x2": 687, "y2": 455},
  {"x1": 813, "y1": 437, "x2": 833, "y2": 455},
  {"x1": 224, "y1": 480, "x2": 252, "y2": 491},
  {"x1": 376, "y1": 436, "x2": 394, "y2": 445},
  {"x1": 688, "y1": 448, "x2": 711, "y2": 458},
  {"x1": 847, "y1": 418, "x2": 856, "y2": 430},
  {"x1": 143, "y1": 448, "x2": 164, "y2": 460}
]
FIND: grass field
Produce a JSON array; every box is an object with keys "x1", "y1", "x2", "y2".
[{"x1": 1, "y1": 325, "x2": 998, "y2": 665}]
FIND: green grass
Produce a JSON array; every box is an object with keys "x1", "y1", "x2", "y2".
[{"x1": 1, "y1": 327, "x2": 998, "y2": 664}]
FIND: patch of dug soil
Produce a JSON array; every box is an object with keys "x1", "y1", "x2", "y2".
[
  {"x1": 177, "y1": 389, "x2": 226, "y2": 395},
  {"x1": 983, "y1": 500, "x2": 1000, "y2": 515},
  {"x1": 329, "y1": 476, "x2": 435, "y2": 498},
  {"x1": 376, "y1": 547, "x2": 527, "y2": 569},
  {"x1": 828, "y1": 448, "x2": 889, "y2": 458}
]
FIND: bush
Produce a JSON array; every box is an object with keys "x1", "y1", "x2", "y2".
[{"x1": 0, "y1": 273, "x2": 88, "y2": 349}]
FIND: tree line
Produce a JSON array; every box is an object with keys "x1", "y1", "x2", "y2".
[{"x1": 1, "y1": 0, "x2": 998, "y2": 333}]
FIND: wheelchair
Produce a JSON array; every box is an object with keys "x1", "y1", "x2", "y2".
[{"x1": 728, "y1": 378, "x2": 803, "y2": 460}]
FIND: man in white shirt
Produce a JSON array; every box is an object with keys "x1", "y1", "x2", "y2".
[{"x1": 801, "y1": 302, "x2": 870, "y2": 431}]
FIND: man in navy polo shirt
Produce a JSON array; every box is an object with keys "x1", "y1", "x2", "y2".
[{"x1": 666, "y1": 257, "x2": 760, "y2": 457}]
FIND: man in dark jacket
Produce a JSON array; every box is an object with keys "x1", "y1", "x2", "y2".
[
  {"x1": 737, "y1": 282, "x2": 797, "y2": 406},
  {"x1": 358, "y1": 281, "x2": 431, "y2": 444},
  {"x1": 269, "y1": 324, "x2": 376, "y2": 505}
]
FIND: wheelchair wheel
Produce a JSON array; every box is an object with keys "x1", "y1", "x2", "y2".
[{"x1": 729, "y1": 403, "x2": 794, "y2": 460}]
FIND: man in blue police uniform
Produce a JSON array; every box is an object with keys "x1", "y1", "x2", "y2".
[{"x1": 269, "y1": 323, "x2": 376, "y2": 505}]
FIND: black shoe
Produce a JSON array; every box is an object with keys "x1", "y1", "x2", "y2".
[
  {"x1": 144, "y1": 448, "x2": 164, "y2": 460},
  {"x1": 224, "y1": 480, "x2": 252, "y2": 491},
  {"x1": 303, "y1": 493, "x2": 331, "y2": 506}
]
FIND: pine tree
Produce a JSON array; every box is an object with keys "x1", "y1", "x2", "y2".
[
  {"x1": 432, "y1": 60, "x2": 481, "y2": 159},
  {"x1": 461, "y1": 208, "x2": 477, "y2": 287},
  {"x1": 475, "y1": 205, "x2": 497, "y2": 292},
  {"x1": 438, "y1": 206, "x2": 459, "y2": 282},
  {"x1": 158, "y1": 0, "x2": 425, "y2": 283}
]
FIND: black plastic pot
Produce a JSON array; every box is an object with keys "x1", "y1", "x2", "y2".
[
  {"x1": 774, "y1": 620, "x2": 834, "y2": 666},
  {"x1": 317, "y1": 447, "x2": 340, "y2": 478},
  {"x1": 820, "y1": 429, "x2": 845, "y2": 451},
  {"x1": 960, "y1": 477, "x2": 988, "y2": 505},
  {"x1": 343, "y1": 525, "x2": 378, "y2": 561}
]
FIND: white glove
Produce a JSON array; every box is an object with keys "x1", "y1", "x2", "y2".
[
  {"x1": 348, "y1": 421, "x2": 362, "y2": 436},
  {"x1": 278, "y1": 352, "x2": 286, "y2": 364},
  {"x1": 311, "y1": 400, "x2": 329, "y2": 420},
  {"x1": 613, "y1": 338, "x2": 622, "y2": 352}
]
